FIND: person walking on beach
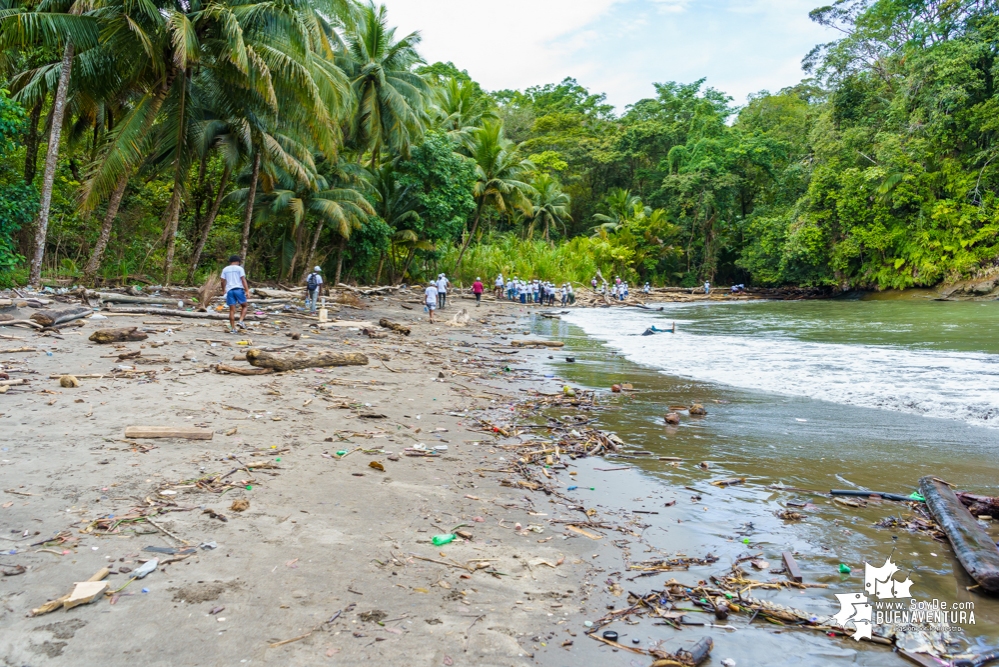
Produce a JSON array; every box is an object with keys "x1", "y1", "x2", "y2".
[
  {"x1": 305, "y1": 266, "x2": 323, "y2": 313},
  {"x1": 425, "y1": 281, "x2": 438, "y2": 323},
  {"x1": 703, "y1": 280, "x2": 711, "y2": 294},
  {"x1": 591, "y1": 276, "x2": 598, "y2": 291},
  {"x1": 567, "y1": 283, "x2": 575, "y2": 305},
  {"x1": 495, "y1": 273, "x2": 504, "y2": 299},
  {"x1": 643, "y1": 282, "x2": 651, "y2": 294},
  {"x1": 473, "y1": 277, "x2": 484, "y2": 306},
  {"x1": 436, "y1": 273, "x2": 450, "y2": 309},
  {"x1": 221, "y1": 255, "x2": 249, "y2": 333}
]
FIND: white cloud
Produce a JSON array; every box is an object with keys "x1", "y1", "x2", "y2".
[{"x1": 383, "y1": 0, "x2": 837, "y2": 109}]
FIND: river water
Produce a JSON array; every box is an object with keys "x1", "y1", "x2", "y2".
[{"x1": 528, "y1": 296, "x2": 999, "y2": 664}]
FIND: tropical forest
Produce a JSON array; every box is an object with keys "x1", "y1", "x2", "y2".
[{"x1": 0, "y1": 0, "x2": 997, "y2": 290}]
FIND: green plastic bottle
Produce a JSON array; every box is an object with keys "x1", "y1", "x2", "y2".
[{"x1": 432, "y1": 534, "x2": 455, "y2": 546}]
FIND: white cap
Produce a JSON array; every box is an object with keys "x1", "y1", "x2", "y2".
[{"x1": 314, "y1": 266, "x2": 322, "y2": 272}]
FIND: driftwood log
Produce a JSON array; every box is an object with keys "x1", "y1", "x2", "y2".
[
  {"x1": 29, "y1": 305, "x2": 91, "y2": 327},
  {"x1": 0, "y1": 319, "x2": 43, "y2": 329},
  {"x1": 958, "y1": 493, "x2": 999, "y2": 520},
  {"x1": 246, "y1": 348, "x2": 368, "y2": 371},
  {"x1": 91, "y1": 292, "x2": 179, "y2": 305},
  {"x1": 89, "y1": 327, "x2": 149, "y2": 344},
  {"x1": 378, "y1": 318, "x2": 410, "y2": 335},
  {"x1": 105, "y1": 306, "x2": 267, "y2": 321},
  {"x1": 920, "y1": 476, "x2": 999, "y2": 592},
  {"x1": 213, "y1": 363, "x2": 274, "y2": 376},
  {"x1": 511, "y1": 340, "x2": 565, "y2": 348}
]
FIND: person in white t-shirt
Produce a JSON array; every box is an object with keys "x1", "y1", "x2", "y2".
[
  {"x1": 424, "y1": 281, "x2": 439, "y2": 323},
  {"x1": 221, "y1": 255, "x2": 249, "y2": 333},
  {"x1": 305, "y1": 266, "x2": 324, "y2": 313},
  {"x1": 436, "y1": 274, "x2": 450, "y2": 309}
]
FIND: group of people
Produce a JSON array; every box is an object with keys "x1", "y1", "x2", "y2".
[
  {"x1": 496, "y1": 275, "x2": 576, "y2": 307},
  {"x1": 590, "y1": 276, "x2": 652, "y2": 301}
]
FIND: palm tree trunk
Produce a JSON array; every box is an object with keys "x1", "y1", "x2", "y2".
[
  {"x1": 334, "y1": 236, "x2": 346, "y2": 285},
  {"x1": 454, "y1": 200, "x2": 484, "y2": 271},
  {"x1": 24, "y1": 99, "x2": 43, "y2": 184},
  {"x1": 240, "y1": 151, "x2": 261, "y2": 264},
  {"x1": 186, "y1": 165, "x2": 230, "y2": 284},
  {"x1": 162, "y1": 72, "x2": 188, "y2": 286},
  {"x1": 300, "y1": 221, "x2": 323, "y2": 283},
  {"x1": 374, "y1": 251, "x2": 385, "y2": 285},
  {"x1": 82, "y1": 173, "x2": 128, "y2": 283},
  {"x1": 28, "y1": 40, "x2": 74, "y2": 286}
]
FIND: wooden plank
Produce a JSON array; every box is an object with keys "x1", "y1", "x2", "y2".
[
  {"x1": 781, "y1": 551, "x2": 803, "y2": 583},
  {"x1": 566, "y1": 524, "x2": 603, "y2": 540},
  {"x1": 124, "y1": 426, "x2": 214, "y2": 440},
  {"x1": 920, "y1": 475, "x2": 999, "y2": 592}
]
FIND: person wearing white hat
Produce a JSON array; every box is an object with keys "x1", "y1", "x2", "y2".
[
  {"x1": 305, "y1": 266, "x2": 324, "y2": 313},
  {"x1": 436, "y1": 273, "x2": 451, "y2": 309}
]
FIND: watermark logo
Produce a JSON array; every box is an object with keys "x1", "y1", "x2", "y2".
[
  {"x1": 832, "y1": 555, "x2": 974, "y2": 640},
  {"x1": 833, "y1": 556, "x2": 913, "y2": 640}
]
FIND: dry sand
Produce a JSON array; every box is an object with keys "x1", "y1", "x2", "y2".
[{"x1": 0, "y1": 292, "x2": 631, "y2": 666}]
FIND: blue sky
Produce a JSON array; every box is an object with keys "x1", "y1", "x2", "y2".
[{"x1": 386, "y1": 0, "x2": 837, "y2": 111}]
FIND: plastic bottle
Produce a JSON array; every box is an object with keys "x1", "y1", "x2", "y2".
[{"x1": 432, "y1": 534, "x2": 455, "y2": 546}]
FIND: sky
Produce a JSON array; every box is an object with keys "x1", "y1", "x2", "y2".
[{"x1": 384, "y1": 0, "x2": 837, "y2": 111}]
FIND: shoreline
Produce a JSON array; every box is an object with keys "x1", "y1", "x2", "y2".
[{"x1": 0, "y1": 286, "x2": 989, "y2": 665}]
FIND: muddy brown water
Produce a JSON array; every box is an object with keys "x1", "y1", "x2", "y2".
[{"x1": 517, "y1": 297, "x2": 999, "y2": 665}]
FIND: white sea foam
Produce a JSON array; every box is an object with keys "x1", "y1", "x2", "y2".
[{"x1": 562, "y1": 306, "x2": 999, "y2": 428}]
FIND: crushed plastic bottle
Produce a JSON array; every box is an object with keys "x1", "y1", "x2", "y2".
[
  {"x1": 432, "y1": 534, "x2": 455, "y2": 546},
  {"x1": 839, "y1": 563, "x2": 851, "y2": 574},
  {"x1": 134, "y1": 558, "x2": 158, "y2": 579}
]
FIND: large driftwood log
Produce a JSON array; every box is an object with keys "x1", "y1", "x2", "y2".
[
  {"x1": 246, "y1": 348, "x2": 368, "y2": 371},
  {"x1": 338, "y1": 283, "x2": 404, "y2": 296},
  {"x1": 378, "y1": 318, "x2": 411, "y2": 335},
  {"x1": 89, "y1": 327, "x2": 149, "y2": 344},
  {"x1": 0, "y1": 319, "x2": 43, "y2": 329},
  {"x1": 957, "y1": 492, "x2": 999, "y2": 520},
  {"x1": 91, "y1": 291, "x2": 179, "y2": 305},
  {"x1": 105, "y1": 306, "x2": 267, "y2": 321},
  {"x1": 252, "y1": 288, "x2": 300, "y2": 299},
  {"x1": 29, "y1": 305, "x2": 91, "y2": 327},
  {"x1": 920, "y1": 476, "x2": 999, "y2": 592}
]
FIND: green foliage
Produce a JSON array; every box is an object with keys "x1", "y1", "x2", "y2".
[
  {"x1": 0, "y1": 89, "x2": 33, "y2": 280},
  {"x1": 396, "y1": 132, "x2": 477, "y2": 242}
]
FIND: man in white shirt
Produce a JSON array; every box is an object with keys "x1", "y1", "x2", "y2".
[
  {"x1": 305, "y1": 266, "x2": 323, "y2": 313},
  {"x1": 436, "y1": 274, "x2": 450, "y2": 309},
  {"x1": 704, "y1": 280, "x2": 711, "y2": 294},
  {"x1": 424, "y1": 281, "x2": 439, "y2": 323},
  {"x1": 495, "y1": 273, "x2": 504, "y2": 299},
  {"x1": 221, "y1": 255, "x2": 249, "y2": 333}
]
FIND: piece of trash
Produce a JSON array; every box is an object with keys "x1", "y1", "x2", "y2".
[
  {"x1": 567, "y1": 485, "x2": 578, "y2": 491},
  {"x1": 200, "y1": 541, "x2": 217, "y2": 550},
  {"x1": 602, "y1": 630, "x2": 619, "y2": 641},
  {"x1": 721, "y1": 659, "x2": 736, "y2": 667},
  {"x1": 368, "y1": 461, "x2": 385, "y2": 471},
  {"x1": 134, "y1": 559, "x2": 158, "y2": 579},
  {"x1": 64, "y1": 581, "x2": 109, "y2": 609},
  {"x1": 432, "y1": 534, "x2": 455, "y2": 546},
  {"x1": 838, "y1": 563, "x2": 851, "y2": 574}
]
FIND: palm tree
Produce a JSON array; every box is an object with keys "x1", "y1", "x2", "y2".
[
  {"x1": 432, "y1": 76, "x2": 496, "y2": 144},
  {"x1": 527, "y1": 173, "x2": 570, "y2": 242},
  {"x1": 337, "y1": 2, "x2": 430, "y2": 166},
  {"x1": 592, "y1": 188, "x2": 647, "y2": 233},
  {"x1": 0, "y1": 0, "x2": 100, "y2": 285},
  {"x1": 454, "y1": 119, "x2": 534, "y2": 269},
  {"x1": 368, "y1": 163, "x2": 423, "y2": 282}
]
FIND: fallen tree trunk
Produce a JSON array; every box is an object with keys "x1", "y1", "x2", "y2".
[
  {"x1": 252, "y1": 288, "x2": 299, "y2": 299},
  {"x1": 89, "y1": 327, "x2": 149, "y2": 344},
  {"x1": 920, "y1": 476, "x2": 999, "y2": 592},
  {"x1": 511, "y1": 340, "x2": 565, "y2": 348},
  {"x1": 213, "y1": 363, "x2": 274, "y2": 376},
  {"x1": 105, "y1": 306, "x2": 267, "y2": 321},
  {"x1": 378, "y1": 318, "x2": 410, "y2": 335},
  {"x1": 29, "y1": 305, "x2": 91, "y2": 327},
  {"x1": 91, "y1": 292, "x2": 180, "y2": 305},
  {"x1": 0, "y1": 319, "x2": 43, "y2": 329},
  {"x1": 246, "y1": 348, "x2": 368, "y2": 371},
  {"x1": 957, "y1": 492, "x2": 999, "y2": 520},
  {"x1": 338, "y1": 283, "x2": 404, "y2": 296}
]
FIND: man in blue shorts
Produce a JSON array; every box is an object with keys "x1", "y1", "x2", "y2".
[{"x1": 221, "y1": 255, "x2": 250, "y2": 333}]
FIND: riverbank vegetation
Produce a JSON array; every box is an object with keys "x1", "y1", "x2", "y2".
[{"x1": 0, "y1": 0, "x2": 997, "y2": 289}]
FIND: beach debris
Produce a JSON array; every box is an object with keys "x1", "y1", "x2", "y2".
[
  {"x1": 133, "y1": 559, "x2": 158, "y2": 579},
  {"x1": 627, "y1": 554, "x2": 719, "y2": 572},
  {"x1": 368, "y1": 461, "x2": 385, "y2": 471},
  {"x1": 246, "y1": 348, "x2": 368, "y2": 371},
  {"x1": 64, "y1": 581, "x2": 110, "y2": 610},
  {"x1": 611, "y1": 384, "x2": 621, "y2": 392},
  {"x1": 30, "y1": 567, "x2": 109, "y2": 616},
  {"x1": 664, "y1": 412, "x2": 680, "y2": 425},
  {"x1": 688, "y1": 404, "x2": 707, "y2": 416},
  {"x1": 29, "y1": 305, "x2": 91, "y2": 327},
  {"x1": 59, "y1": 375, "x2": 79, "y2": 388},
  {"x1": 782, "y1": 552, "x2": 803, "y2": 582},
  {"x1": 378, "y1": 318, "x2": 411, "y2": 335},
  {"x1": 89, "y1": 327, "x2": 148, "y2": 344},
  {"x1": 124, "y1": 426, "x2": 214, "y2": 440},
  {"x1": 511, "y1": 340, "x2": 564, "y2": 348},
  {"x1": 230, "y1": 499, "x2": 249, "y2": 512},
  {"x1": 920, "y1": 476, "x2": 999, "y2": 592}
]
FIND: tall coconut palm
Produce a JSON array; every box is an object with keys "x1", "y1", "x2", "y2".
[
  {"x1": 454, "y1": 119, "x2": 534, "y2": 269},
  {"x1": 432, "y1": 76, "x2": 496, "y2": 144},
  {"x1": 337, "y1": 2, "x2": 430, "y2": 166},
  {"x1": 368, "y1": 163, "x2": 423, "y2": 282},
  {"x1": 0, "y1": 0, "x2": 100, "y2": 285},
  {"x1": 527, "y1": 173, "x2": 571, "y2": 242},
  {"x1": 591, "y1": 188, "x2": 648, "y2": 234}
]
